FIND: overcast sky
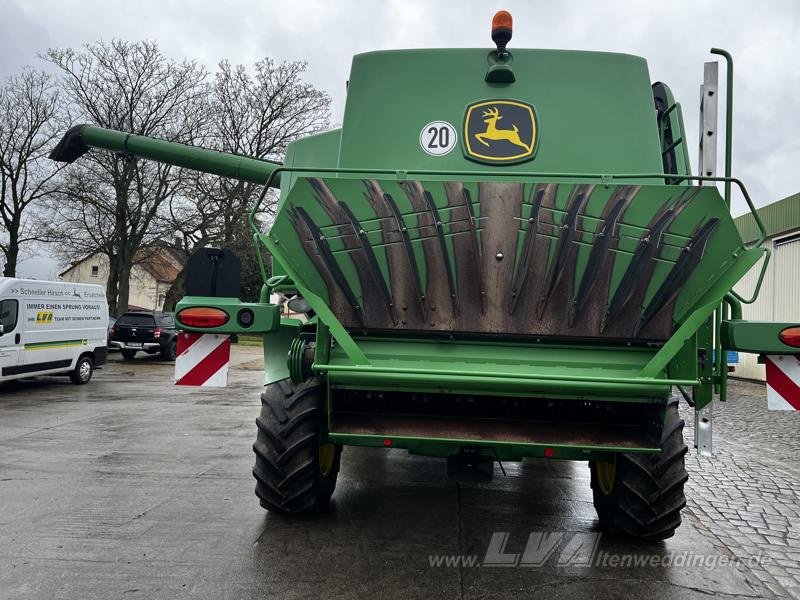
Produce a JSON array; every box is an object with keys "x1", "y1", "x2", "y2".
[{"x1": 3, "y1": 0, "x2": 798, "y2": 278}]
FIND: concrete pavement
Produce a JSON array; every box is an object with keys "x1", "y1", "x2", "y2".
[{"x1": 0, "y1": 347, "x2": 796, "y2": 599}]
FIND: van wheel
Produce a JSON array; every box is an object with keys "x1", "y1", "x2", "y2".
[
  {"x1": 161, "y1": 340, "x2": 177, "y2": 361},
  {"x1": 70, "y1": 355, "x2": 94, "y2": 385},
  {"x1": 121, "y1": 349, "x2": 137, "y2": 360},
  {"x1": 252, "y1": 378, "x2": 342, "y2": 515},
  {"x1": 590, "y1": 399, "x2": 688, "y2": 540}
]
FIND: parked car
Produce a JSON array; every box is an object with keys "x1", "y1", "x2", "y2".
[
  {"x1": 109, "y1": 311, "x2": 177, "y2": 361},
  {"x1": 0, "y1": 277, "x2": 108, "y2": 384},
  {"x1": 107, "y1": 316, "x2": 117, "y2": 350}
]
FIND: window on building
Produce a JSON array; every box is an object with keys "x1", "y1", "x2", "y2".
[{"x1": 91, "y1": 265, "x2": 99, "y2": 277}]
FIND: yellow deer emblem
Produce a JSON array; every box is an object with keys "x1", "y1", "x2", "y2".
[{"x1": 474, "y1": 106, "x2": 532, "y2": 153}]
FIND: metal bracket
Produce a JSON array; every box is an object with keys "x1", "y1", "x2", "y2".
[
  {"x1": 694, "y1": 401, "x2": 713, "y2": 456},
  {"x1": 698, "y1": 62, "x2": 718, "y2": 180},
  {"x1": 694, "y1": 62, "x2": 727, "y2": 428}
]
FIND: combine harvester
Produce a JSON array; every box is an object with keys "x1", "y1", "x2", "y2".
[{"x1": 51, "y1": 11, "x2": 799, "y2": 540}]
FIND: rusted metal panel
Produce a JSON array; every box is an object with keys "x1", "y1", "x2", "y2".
[
  {"x1": 332, "y1": 414, "x2": 659, "y2": 450},
  {"x1": 285, "y1": 177, "x2": 734, "y2": 342}
]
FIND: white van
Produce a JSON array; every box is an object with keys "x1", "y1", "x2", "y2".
[{"x1": 0, "y1": 278, "x2": 108, "y2": 384}]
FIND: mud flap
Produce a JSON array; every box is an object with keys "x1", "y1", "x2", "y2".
[{"x1": 264, "y1": 323, "x2": 301, "y2": 385}]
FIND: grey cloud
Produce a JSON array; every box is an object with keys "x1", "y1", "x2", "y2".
[{"x1": 2, "y1": 0, "x2": 797, "y2": 214}]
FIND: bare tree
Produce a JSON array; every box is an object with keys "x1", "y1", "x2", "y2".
[
  {"x1": 43, "y1": 40, "x2": 209, "y2": 314},
  {"x1": 163, "y1": 58, "x2": 331, "y2": 309},
  {"x1": 0, "y1": 69, "x2": 63, "y2": 276}
]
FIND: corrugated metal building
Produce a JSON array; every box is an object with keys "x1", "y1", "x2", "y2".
[{"x1": 732, "y1": 192, "x2": 800, "y2": 380}]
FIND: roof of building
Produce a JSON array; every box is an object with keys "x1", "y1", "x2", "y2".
[
  {"x1": 135, "y1": 246, "x2": 184, "y2": 283},
  {"x1": 59, "y1": 241, "x2": 187, "y2": 282},
  {"x1": 735, "y1": 192, "x2": 800, "y2": 244}
]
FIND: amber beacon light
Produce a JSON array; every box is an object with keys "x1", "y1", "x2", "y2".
[{"x1": 491, "y1": 10, "x2": 513, "y2": 56}]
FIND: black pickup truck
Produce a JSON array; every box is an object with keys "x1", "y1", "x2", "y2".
[{"x1": 109, "y1": 311, "x2": 178, "y2": 361}]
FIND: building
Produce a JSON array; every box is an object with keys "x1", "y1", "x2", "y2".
[
  {"x1": 732, "y1": 192, "x2": 800, "y2": 380},
  {"x1": 60, "y1": 242, "x2": 186, "y2": 312}
]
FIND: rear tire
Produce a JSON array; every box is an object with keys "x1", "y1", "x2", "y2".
[
  {"x1": 160, "y1": 340, "x2": 177, "y2": 361},
  {"x1": 121, "y1": 349, "x2": 137, "y2": 360},
  {"x1": 252, "y1": 379, "x2": 342, "y2": 515},
  {"x1": 70, "y1": 355, "x2": 93, "y2": 385},
  {"x1": 590, "y1": 399, "x2": 688, "y2": 540}
]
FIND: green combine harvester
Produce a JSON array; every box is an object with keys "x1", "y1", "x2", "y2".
[{"x1": 51, "y1": 11, "x2": 800, "y2": 540}]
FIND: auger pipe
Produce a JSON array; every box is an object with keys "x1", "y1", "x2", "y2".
[{"x1": 49, "y1": 125, "x2": 282, "y2": 187}]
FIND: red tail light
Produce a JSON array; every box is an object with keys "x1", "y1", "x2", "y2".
[
  {"x1": 110, "y1": 327, "x2": 116, "y2": 336},
  {"x1": 153, "y1": 328, "x2": 162, "y2": 338},
  {"x1": 779, "y1": 326, "x2": 800, "y2": 348},
  {"x1": 176, "y1": 307, "x2": 229, "y2": 328}
]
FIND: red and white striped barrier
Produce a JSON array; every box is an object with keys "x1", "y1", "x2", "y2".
[
  {"x1": 174, "y1": 332, "x2": 231, "y2": 387},
  {"x1": 765, "y1": 355, "x2": 800, "y2": 411}
]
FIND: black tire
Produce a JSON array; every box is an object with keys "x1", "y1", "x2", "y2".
[
  {"x1": 252, "y1": 379, "x2": 342, "y2": 515},
  {"x1": 161, "y1": 340, "x2": 177, "y2": 361},
  {"x1": 70, "y1": 355, "x2": 93, "y2": 385},
  {"x1": 590, "y1": 399, "x2": 688, "y2": 541},
  {"x1": 121, "y1": 349, "x2": 137, "y2": 360}
]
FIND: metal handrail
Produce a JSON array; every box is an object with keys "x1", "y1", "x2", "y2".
[
  {"x1": 711, "y1": 48, "x2": 734, "y2": 206},
  {"x1": 250, "y1": 167, "x2": 769, "y2": 247},
  {"x1": 729, "y1": 246, "x2": 771, "y2": 305}
]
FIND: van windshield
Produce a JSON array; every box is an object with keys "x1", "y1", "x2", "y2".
[{"x1": 117, "y1": 314, "x2": 156, "y2": 327}]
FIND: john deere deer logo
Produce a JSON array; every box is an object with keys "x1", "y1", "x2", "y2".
[
  {"x1": 464, "y1": 99, "x2": 537, "y2": 164},
  {"x1": 475, "y1": 106, "x2": 532, "y2": 153}
]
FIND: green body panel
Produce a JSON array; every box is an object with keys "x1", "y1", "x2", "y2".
[
  {"x1": 637, "y1": 247, "x2": 765, "y2": 377},
  {"x1": 327, "y1": 433, "x2": 659, "y2": 461},
  {"x1": 339, "y1": 50, "x2": 662, "y2": 176},
  {"x1": 322, "y1": 337, "x2": 676, "y2": 397},
  {"x1": 280, "y1": 129, "x2": 342, "y2": 192},
  {"x1": 262, "y1": 319, "x2": 302, "y2": 384},
  {"x1": 722, "y1": 320, "x2": 800, "y2": 354},
  {"x1": 694, "y1": 317, "x2": 715, "y2": 409}
]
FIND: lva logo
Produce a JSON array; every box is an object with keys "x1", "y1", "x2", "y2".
[
  {"x1": 35, "y1": 311, "x2": 54, "y2": 325},
  {"x1": 482, "y1": 531, "x2": 599, "y2": 567}
]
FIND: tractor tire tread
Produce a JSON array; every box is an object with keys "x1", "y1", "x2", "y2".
[
  {"x1": 591, "y1": 401, "x2": 688, "y2": 540},
  {"x1": 252, "y1": 379, "x2": 341, "y2": 516}
]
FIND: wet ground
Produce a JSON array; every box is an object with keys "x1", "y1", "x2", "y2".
[{"x1": 1, "y1": 348, "x2": 798, "y2": 599}]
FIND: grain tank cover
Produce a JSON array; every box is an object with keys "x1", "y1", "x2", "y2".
[{"x1": 338, "y1": 49, "x2": 663, "y2": 175}]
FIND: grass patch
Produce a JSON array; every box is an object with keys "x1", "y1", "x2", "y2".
[{"x1": 234, "y1": 334, "x2": 263, "y2": 347}]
